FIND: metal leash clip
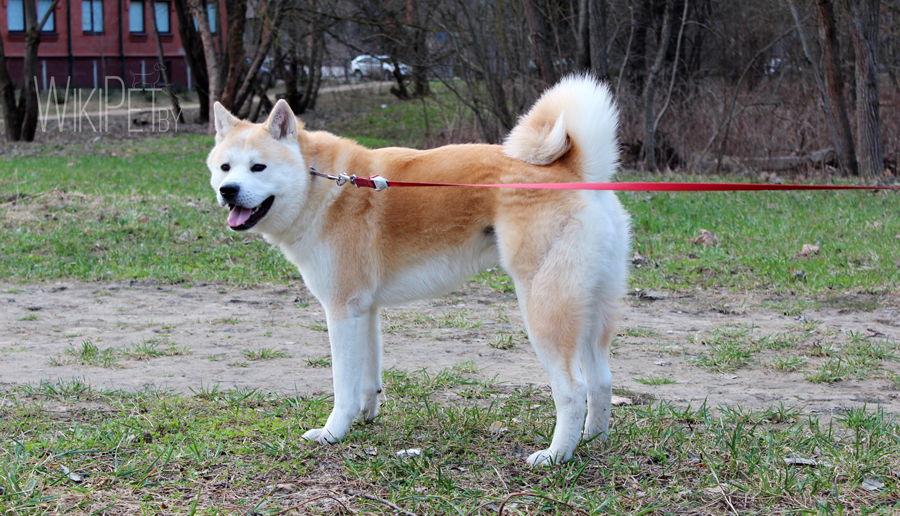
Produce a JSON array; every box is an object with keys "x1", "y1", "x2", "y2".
[{"x1": 310, "y1": 167, "x2": 389, "y2": 192}]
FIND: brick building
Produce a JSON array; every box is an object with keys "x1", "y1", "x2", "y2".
[{"x1": 1, "y1": 0, "x2": 216, "y2": 89}]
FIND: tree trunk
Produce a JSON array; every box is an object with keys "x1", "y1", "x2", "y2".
[
  {"x1": 642, "y1": 0, "x2": 675, "y2": 171},
  {"x1": 816, "y1": 0, "x2": 857, "y2": 176},
  {"x1": 219, "y1": 0, "x2": 247, "y2": 109},
  {"x1": 847, "y1": 0, "x2": 883, "y2": 179},
  {"x1": 523, "y1": 0, "x2": 558, "y2": 86},
  {"x1": 628, "y1": 0, "x2": 651, "y2": 94},
  {"x1": 0, "y1": 30, "x2": 23, "y2": 141},
  {"x1": 191, "y1": 0, "x2": 221, "y2": 133},
  {"x1": 150, "y1": 2, "x2": 184, "y2": 124},
  {"x1": 588, "y1": 0, "x2": 609, "y2": 80},
  {"x1": 299, "y1": 29, "x2": 324, "y2": 112},
  {"x1": 18, "y1": 0, "x2": 61, "y2": 141},
  {"x1": 172, "y1": 0, "x2": 209, "y2": 124},
  {"x1": 575, "y1": 0, "x2": 590, "y2": 71},
  {"x1": 410, "y1": 24, "x2": 430, "y2": 98},
  {"x1": 283, "y1": 51, "x2": 302, "y2": 113}
]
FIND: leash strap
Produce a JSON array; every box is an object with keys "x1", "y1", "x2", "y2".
[{"x1": 312, "y1": 168, "x2": 899, "y2": 192}]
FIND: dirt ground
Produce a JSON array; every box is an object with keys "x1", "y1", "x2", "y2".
[{"x1": 2, "y1": 280, "x2": 899, "y2": 418}]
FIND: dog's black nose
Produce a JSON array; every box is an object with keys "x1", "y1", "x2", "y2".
[{"x1": 219, "y1": 183, "x2": 240, "y2": 202}]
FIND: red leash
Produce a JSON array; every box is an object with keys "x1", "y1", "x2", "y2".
[{"x1": 310, "y1": 168, "x2": 900, "y2": 192}]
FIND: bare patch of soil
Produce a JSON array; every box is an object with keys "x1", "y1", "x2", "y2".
[{"x1": 2, "y1": 281, "x2": 899, "y2": 418}]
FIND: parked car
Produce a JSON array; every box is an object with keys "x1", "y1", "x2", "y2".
[{"x1": 350, "y1": 55, "x2": 412, "y2": 81}]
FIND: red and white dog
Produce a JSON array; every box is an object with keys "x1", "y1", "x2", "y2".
[{"x1": 206, "y1": 75, "x2": 631, "y2": 465}]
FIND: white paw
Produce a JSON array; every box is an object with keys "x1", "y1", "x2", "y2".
[
  {"x1": 527, "y1": 449, "x2": 567, "y2": 466},
  {"x1": 302, "y1": 427, "x2": 341, "y2": 444}
]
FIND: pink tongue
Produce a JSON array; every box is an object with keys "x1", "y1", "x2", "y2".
[{"x1": 227, "y1": 206, "x2": 253, "y2": 227}]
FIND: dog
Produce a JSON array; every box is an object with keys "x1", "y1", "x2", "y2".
[{"x1": 206, "y1": 75, "x2": 631, "y2": 466}]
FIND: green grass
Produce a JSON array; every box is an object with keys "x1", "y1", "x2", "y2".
[
  {"x1": 120, "y1": 339, "x2": 192, "y2": 359},
  {"x1": 1, "y1": 367, "x2": 898, "y2": 514},
  {"x1": 687, "y1": 323, "x2": 899, "y2": 383},
  {"x1": 60, "y1": 339, "x2": 118, "y2": 368},
  {"x1": 305, "y1": 356, "x2": 332, "y2": 368},
  {"x1": 50, "y1": 339, "x2": 193, "y2": 367},
  {"x1": 240, "y1": 346, "x2": 291, "y2": 361},
  {"x1": 619, "y1": 173, "x2": 900, "y2": 292}
]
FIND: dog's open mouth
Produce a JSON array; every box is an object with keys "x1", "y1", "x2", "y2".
[{"x1": 226, "y1": 196, "x2": 275, "y2": 231}]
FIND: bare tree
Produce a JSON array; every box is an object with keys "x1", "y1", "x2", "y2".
[
  {"x1": 577, "y1": 0, "x2": 610, "y2": 79},
  {"x1": 524, "y1": 0, "x2": 559, "y2": 87},
  {"x1": 279, "y1": 1, "x2": 330, "y2": 115},
  {"x1": 190, "y1": 0, "x2": 221, "y2": 132},
  {"x1": 0, "y1": 0, "x2": 61, "y2": 142},
  {"x1": 434, "y1": 0, "x2": 524, "y2": 142},
  {"x1": 846, "y1": 0, "x2": 884, "y2": 178},
  {"x1": 589, "y1": 0, "x2": 610, "y2": 79},
  {"x1": 641, "y1": 0, "x2": 675, "y2": 170},
  {"x1": 219, "y1": 0, "x2": 248, "y2": 109},
  {"x1": 151, "y1": 2, "x2": 184, "y2": 124},
  {"x1": 172, "y1": 0, "x2": 210, "y2": 124},
  {"x1": 232, "y1": 1, "x2": 286, "y2": 117},
  {"x1": 816, "y1": 0, "x2": 858, "y2": 175}
]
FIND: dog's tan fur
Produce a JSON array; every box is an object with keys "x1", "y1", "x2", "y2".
[{"x1": 207, "y1": 75, "x2": 630, "y2": 465}]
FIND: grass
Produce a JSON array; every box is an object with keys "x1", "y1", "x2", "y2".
[
  {"x1": 241, "y1": 346, "x2": 291, "y2": 361},
  {"x1": 120, "y1": 339, "x2": 192, "y2": 359},
  {"x1": 48, "y1": 339, "x2": 192, "y2": 367},
  {"x1": 687, "y1": 323, "x2": 899, "y2": 383},
  {"x1": 1, "y1": 367, "x2": 898, "y2": 514},
  {"x1": 305, "y1": 356, "x2": 332, "y2": 368},
  {"x1": 61, "y1": 339, "x2": 118, "y2": 368},
  {"x1": 619, "y1": 173, "x2": 900, "y2": 293}
]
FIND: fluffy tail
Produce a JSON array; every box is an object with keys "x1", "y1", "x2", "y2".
[{"x1": 503, "y1": 74, "x2": 619, "y2": 183}]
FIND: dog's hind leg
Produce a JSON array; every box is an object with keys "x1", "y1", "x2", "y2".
[
  {"x1": 502, "y1": 221, "x2": 596, "y2": 466},
  {"x1": 303, "y1": 299, "x2": 382, "y2": 443},
  {"x1": 580, "y1": 307, "x2": 617, "y2": 441},
  {"x1": 523, "y1": 322, "x2": 588, "y2": 466}
]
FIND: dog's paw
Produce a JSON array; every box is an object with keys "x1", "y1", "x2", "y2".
[
  {"x1": 302, "y1": 428, "x2": 340, "y2": 444},
  {"x1": 526, "y1": 449, "x2": 566, "y2": 467}
]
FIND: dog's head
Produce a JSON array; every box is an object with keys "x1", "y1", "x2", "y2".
[{"x1": 206, "y1": 100, "x2": 309, "y2": 235}]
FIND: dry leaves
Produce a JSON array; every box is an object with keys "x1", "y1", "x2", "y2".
[
  {"x1": 691, "y1": 229, "x2": 719, "y2": 246},
  {"x1": 799, "y1": 244, "x2": 820, "y2": 257}
]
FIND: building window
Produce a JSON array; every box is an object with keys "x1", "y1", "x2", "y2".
[
  {"x1": 129, "y1": 0, "x2": 144, "y2": 33},
  {"x1": 7, "y1": 0, "x2": 56, "y2": 32},
  {"x1": 83, "y1": 0, "x2": 104, "y2": 33},
  {"x1": 7, "y1": 0, "x2": 25, "y2": 31},
  {"x1": 193, "y1": 3, "x2": 216, "y2": 34},
  {"x1": 207, "y1": 3, "x2": 216, "y2": 33},
  {"x1": 154, "y1": 2, "x2": 170, "y2": 33}
]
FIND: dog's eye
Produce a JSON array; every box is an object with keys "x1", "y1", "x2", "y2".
[
  {"x1": 221, "y1": 163, "x2": 231, "y2": 172},
  {"x1": 250, "y1": 164, "x2": 267, "y2": 173}
]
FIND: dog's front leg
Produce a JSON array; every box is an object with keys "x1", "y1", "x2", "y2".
[{"x1": 303, "y1": 303, "x2": 382, "y2": 444}]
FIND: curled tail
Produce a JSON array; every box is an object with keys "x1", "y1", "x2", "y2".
[{"x1": 503, "y1": 74, "x2": 619, "y2": 183}]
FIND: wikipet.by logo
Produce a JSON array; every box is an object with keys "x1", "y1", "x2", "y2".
[{"x1": 36, "y1": 76, "x2": 185, "y2": 133}]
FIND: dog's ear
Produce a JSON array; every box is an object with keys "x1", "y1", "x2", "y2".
[
  {"x1": 213, "y1": 102, "x2": 239, "y2": 140},
  {"x1": 265, "y1": 99, "x2": 297, "y2": 141}
]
